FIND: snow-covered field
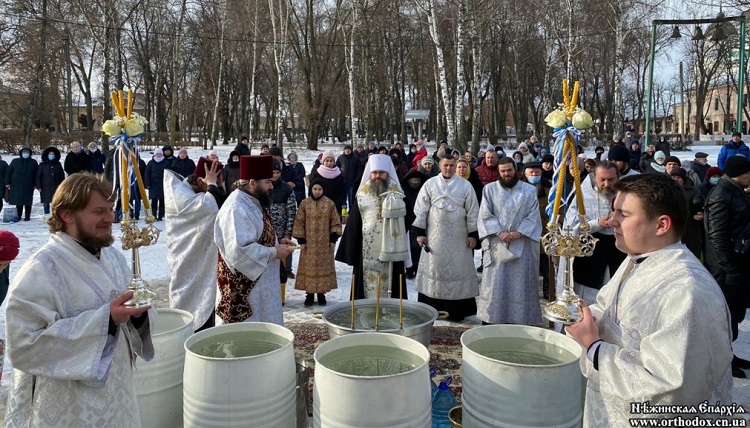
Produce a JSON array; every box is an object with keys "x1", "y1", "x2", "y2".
[{"x1": 0, "y1": 139, "x2": 749, "y2": 421}]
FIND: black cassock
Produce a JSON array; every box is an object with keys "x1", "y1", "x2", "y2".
[{"x1": 334, "y1": 195, "x2": 407, "y2": 300}]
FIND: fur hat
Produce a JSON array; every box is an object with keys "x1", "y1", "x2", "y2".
[{"x1": 269, "y1": 146, "x2": 283, "y2": 157}]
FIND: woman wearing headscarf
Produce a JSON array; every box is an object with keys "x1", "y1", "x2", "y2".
[{"x1": 309, "y1": 150, "x2": 347, "y2": 214}]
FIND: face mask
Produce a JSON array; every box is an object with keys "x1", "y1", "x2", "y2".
[
  {"x1": 410, "y1": 149, "x2": 416, "y2": 153},
  {"x1": 527, "y1": 176, "x2": 541, "y2": 184},
  {"x1": 48, "y1": 154, "x2": 55, "y2": 161},
  {"x1": 697, "y1": 161, "x2": 707, "y2": 166},
  {"x1": 21, "y1": 153, "x2": 29, "y2": 159},
  {"x1": 684, "y1": 167, "x2": 691, "y2": 173},
  {"x1": 709, "y1": 177, "x2": 720, "y2": 185}
]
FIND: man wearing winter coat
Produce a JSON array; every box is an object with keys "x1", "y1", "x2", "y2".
[
  {"x1": 36, "y1": 146, "x2": 65, "y2": 219},
  {"x1": 705, "y1": 156, "x2": 750, "y2": 378},
  {"x1": 717, "y1": 132, "x2": 750, "y2": 170},
  {"x1": 336, "y1": 145, "x2": 362, "y2": 208},
  {"x1": 0, "y1": 155, "x2": 8, "y2": 213},
  {"x1": 5, "y1": 148, "x2": 38, "y2": 221}
]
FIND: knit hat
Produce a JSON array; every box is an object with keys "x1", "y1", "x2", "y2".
[
  {"x1": 608, "y1": 144, "x2": 630, "y2": 163},
  {"x1": 0, "y1": 230, "x2": 19, "y2": 261},
  {"x1": 669, "y1": 167, "x2": 687, "y2": 179},
  {"x1": 542, "y1": 154, "x2": 554, "y2": 164},
  {"x1": 654, "y1": 151, "x2": 666, "y2": 160},
  {"x1": 706, "y1": 166, "x2": 723, "y2": 181},
  {"x1": 420, "y1": 157, "x2": 435, "y2": 166},
  {"x1": 268, "y1": 146, "x2": 283, "y2": 157},
  {"x1": 322, "y1": 150, "x2": 335, "y2": 162},
  {"x1": 665, "y1": 156, "x2": 681, "y2": 166},
  {"x1": 239, "y1": 155, "x2": 273, "y2": 180},
  {"x1": 272, "y1": 159, "x2": 282, "y2": 172},
  {"x1": 724, "y1": 156, "x2": 750, "y2": 178},
  {"x1": 595, "y1": 146, "x2": 605, "y2": 154},
  {"x1": 518, "y1": 142, "x2": 528, "y2": 151},
  {"x1": 389, "y1": 147, "x2": 402, "y2": 157},
  {"x1": 208, "y1": 149, "x2": 218, "y2": 157},
  {"x1": 154, "y1": 148, "x2": 164, "y2": 156}
]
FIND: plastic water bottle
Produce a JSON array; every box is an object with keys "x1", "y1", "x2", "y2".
[
  {"x1": 431, "y1": 380, "x2": 457, "y2": 428},
  {"x1": 429, "y1": 366, "x2": 438, "y2": 398}
]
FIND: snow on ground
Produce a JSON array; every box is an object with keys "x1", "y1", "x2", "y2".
[{"x1": 0, "y1": 139, "x2": 749, "y2": 421}]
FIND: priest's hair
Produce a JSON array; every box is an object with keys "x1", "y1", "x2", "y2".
[{"x1": 49, "y1": 173, "x2": 115, "y2": 234}]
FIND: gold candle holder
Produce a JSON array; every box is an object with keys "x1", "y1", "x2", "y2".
[
  {"x1": 120, "y1": 213, "x2": 161, "y2": 307},
  {"x1": 541, "y1": 218, "x2": 598, "y2": 324}
]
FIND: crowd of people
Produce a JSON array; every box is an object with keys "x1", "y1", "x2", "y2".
[{"x1": 2, "y1": 130, "x2": 750, "y2": 425}]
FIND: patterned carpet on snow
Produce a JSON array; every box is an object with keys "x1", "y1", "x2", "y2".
[{"x1": 287, "y1": 322, "x2": 468, "y2": 405}]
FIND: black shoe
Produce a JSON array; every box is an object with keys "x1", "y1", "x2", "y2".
[
  {"x1": 734, "y1": 356, "x2": 750, "y2": 369},
  {"x1": 476, "y1": 266, "x2": 483, "y2": 273},
  {"x1": 304, "y1": 294, "x2": 314, "y2": 307},
  {"x1": 317, "y1": 294, "x2": 327, "y2": 306},
  {"x1": 733, "y1": 365, "x2": 747, "y2": 379},
  {"x1": 287, "y1": 271, "x2": 295, "y2": 279}
]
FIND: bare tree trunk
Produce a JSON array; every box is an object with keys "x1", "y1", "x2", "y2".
[
  {"x1": 268, "y1": 0, "x2": 290, "y2": 149},
  {"x1": 611, "y1": 9, "x2": 624, "y2": 136},
  {"x1": 248, "y1": 0, "x2": 260, "y2": 142},
  {"x1": 347, "y1": 0, "x2": 358, "y2": 146},
  {"x1": 471, "y1": 26, "x2": 482, "y2": 154},
  {"x1": 210, "y1": 1, "x2": 229, "y2": 149},
  {"x1": 169, "y1": 0, "x2": 188, "y2": 146},
  {"x1": 424, "y1": 0, "x2": 454, "y2": 145},
  {"x1": 453, "y1": 0, "x2": 467, "y2": 152},
  {"x1": 24, "y1": 0, "x2": 48, "y2": 146}
]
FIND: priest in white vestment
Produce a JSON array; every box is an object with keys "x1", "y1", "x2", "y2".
[
  {"x1": 566, "y1": 174, "x2": 732, "y2": 427},
  {"x1": 165, "y1": 157, "x2": 226, "y2": 331},
  {"x1": 413, "y1": 154, "x2": 479, "y2": 321},
  {"x1": 214, "y1": 155, "x2": 295, "y2": 325},
  {"x1": 476, "y1": 157, "x2": 542, "y2": 325},
  {"x1": 335, "y1": 154, "x2": 410, "y2": 299},
  {"x1": 5, "y1": 173, "x2": 154, "y2": 427}
]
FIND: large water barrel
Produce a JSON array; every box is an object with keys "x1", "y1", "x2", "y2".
[
  {"x1": 183, "y1": 322, "x2": 296, "y2": 428},
  {"x1": 461, "y1": 325, "x2": 583, "y2": 428},
  {"x1": 135, "y1": 308, "x2": 194, "y2": 428},
  {"x1": 313, "y1": 332, "x2": 431, "y2": 428}
]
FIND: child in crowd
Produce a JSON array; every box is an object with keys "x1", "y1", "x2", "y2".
[{"x1": 293, "y1": 180, "x2": 342, "y2": 307}]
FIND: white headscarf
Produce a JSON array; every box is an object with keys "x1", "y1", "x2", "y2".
[{"x1": 357, "y1": 154, "x2": 403, "y2": 194}]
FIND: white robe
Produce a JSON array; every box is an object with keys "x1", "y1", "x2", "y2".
[
  {"x1": 214, "y1": 189, "x2": 283, "y2": 325},
  {"x1": 165, "y1": 171, "x2": 219, "y2": 330},
  {"x1": 413, "y1": 174, "x2": 479, "y2": 300},
  {"x1": 476, "y1": 181, "x2": 542, "y2": 324},
  {"x1": 358, "y1": 180, "x2": 408, "y2": 298},
  {"x1": 5, "y1": 232, "x2": 154, "y2": 427},
  {"x1": 582, "y1": 243, "x2": 733, "y2": 427}
]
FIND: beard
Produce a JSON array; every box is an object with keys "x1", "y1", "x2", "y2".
[
  {"x1": 75, "y1": 216, "x2": 114, "y2": 248},
  {"x1": 499, "y1": 175, "x2": 519, "y2": 189},
  {"x1": 368, "y1": 178, "x2": 389, "y2": 196},
  {"x1": 252, "y1": 187, "x2": 273, "y2": 208}
]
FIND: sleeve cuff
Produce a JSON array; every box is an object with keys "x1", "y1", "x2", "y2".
[
  {"x1": 587, "y1": 339, "x2": 603, "y2": 371},
  {"x1": 413, "y1": 226, "x2": 426, "y2": 237}
]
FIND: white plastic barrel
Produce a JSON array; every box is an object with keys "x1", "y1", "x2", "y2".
[
  {"x1": 183, "y1": 322, "x2": 296, "y2": 428},
  {"x1": 313, "y1": 332, "x2": 431, "y2": 428},
  {"x1": 135, "y1": 308, "x2": 194, "y2": 428},
  {"x1": 461, "y1": 325, "x2": 583, "y2": 428}
]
